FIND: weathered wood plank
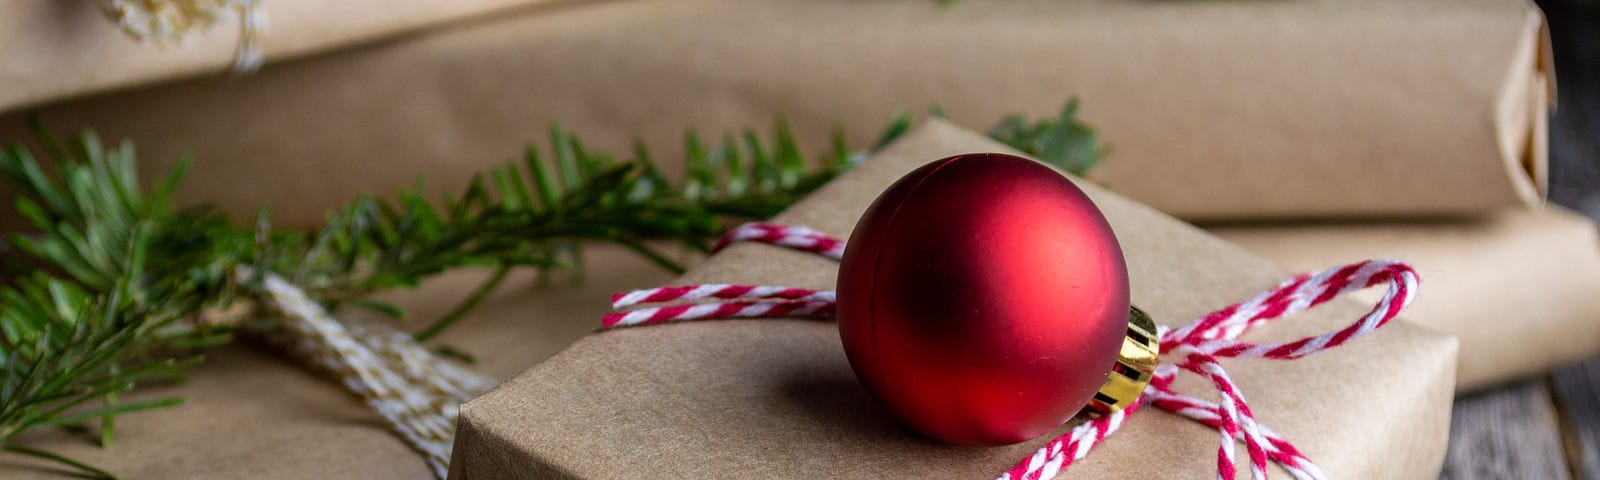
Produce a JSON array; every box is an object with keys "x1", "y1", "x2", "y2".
[
  {"x1": 1554, "y1": 356, "x2": 1600, "y2": 480},
  {"x1": 1440, "y1": 380, "x2": 1572, "y2": 480}
]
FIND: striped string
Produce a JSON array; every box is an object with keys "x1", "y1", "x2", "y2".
[{"x1": 605, "y1": 221, "x2": 1419, "y2": 480}]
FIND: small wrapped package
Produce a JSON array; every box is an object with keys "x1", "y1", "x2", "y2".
[
  {"x1": 0, "y1": 0, "x2": 1551, "y2": 225},
  {"x1": 449, "y1": 121, "x2": 1459, "y2": 478},
  {"x1": 1208, "y1": 206, "x2": 1600, "y2": 391}
]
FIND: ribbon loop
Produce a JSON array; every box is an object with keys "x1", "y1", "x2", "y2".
[
  {"x1": 712, "y1": 222, "x2": 847, "y2": 259},
  {"x1": 1169, "y1": 260, "x2": 1418, "y2": 362},
  {"x1": 605, "y1": 222, "x2": 1418, "y2": 480}
]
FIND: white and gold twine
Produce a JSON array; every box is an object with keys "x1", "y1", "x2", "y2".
[{"x1": 252, "y1": 269, "x2": 491, "y2": 478}]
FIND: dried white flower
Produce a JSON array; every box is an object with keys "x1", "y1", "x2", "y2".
[{"x1": 97, "y1": 0, "x2": 266, "y2": 73}]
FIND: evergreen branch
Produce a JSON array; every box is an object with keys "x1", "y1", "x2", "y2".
[
  {"x1": 0, "y1": 127, "x2": 239, "y2": 475},
  {"x1": 412, "y1": 265, "x2": 509, "y2": 342},
  {"x1": 4, "y1": 444, "x2": 116, "y2": 479},
  {"x1": 0, "y1": 101, "x2": 1105, "y2": 476},
  {"x1": 988, "y1": 98, "x2": 1108, "y2": 175}
]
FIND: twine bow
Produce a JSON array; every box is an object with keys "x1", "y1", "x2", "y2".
[{"x1": 605, "y1": 222, "x2": 1419, "y2": 480}]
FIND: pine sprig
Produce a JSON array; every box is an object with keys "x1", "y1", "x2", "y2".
[
  {"x1": 0, "y1": 103, "x2": 1105, "y2": 477},
  {"x1": 989, "y1": 99, "x2": 1108, "y2": 175},
  {"x1": 0, "y1": 124, "x2": 243, "y2": 478},
  {"x1": 265, "y1": 121, "x2": 861, "y2": 339},
  {"x1": 0, "y1": 274, "x2": 198, "y2": 453}
]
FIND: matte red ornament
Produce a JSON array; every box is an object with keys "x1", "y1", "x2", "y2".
[{"x1": 836, "y1": 153, "x2": 1130, "y2": 446}]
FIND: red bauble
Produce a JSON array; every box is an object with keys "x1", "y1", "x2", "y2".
[{"x1": 836, "y1": 153, "x2": 1130, "y2": 446}]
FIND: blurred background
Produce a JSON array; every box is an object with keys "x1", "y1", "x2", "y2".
[
  {"x1": 0, "y1": 0, "x2": 1597, "y2": 478},
  {"x1": 1541, "y1": 0, "x2": 1600, "y2": 218}
]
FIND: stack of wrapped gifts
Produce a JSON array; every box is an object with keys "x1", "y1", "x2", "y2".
[{"x1": 1, "y1": 0, "x2": 1590, "y2": 478}]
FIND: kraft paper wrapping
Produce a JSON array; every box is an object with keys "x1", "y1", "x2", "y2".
[
  {"x1": 0, "y1": 0, "x2": 1552, "y2": 225},
  {"x1": 1209, "y1": 206, "x2": 1600, "y2": 392},
  {"x1": 449, "y1": 121, "x2": 1458, "y2": 479},
  {"x1": 0, "y1": 0, "x2": 557, "y2": 112},
  {"x1": 3, "y1": 252, "x2": 675, "y2": 479}
]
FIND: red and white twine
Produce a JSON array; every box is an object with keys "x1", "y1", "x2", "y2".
[
  {"x1": 711, "y1": 221, "x2": 847, "y2": 260},
  {"x1": 604, "y1": 285, "x2": 835, "y2": 328},
  {"x1": 605, "y1": 222, "x2": 1420, "y2": 480}
]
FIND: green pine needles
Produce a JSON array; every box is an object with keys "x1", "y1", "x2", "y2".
[
  {"x1": 988, "y1": 99, "x2": 1110, "y2": 175},
  {"x1": 0, "y1": 102, "x2": 1104, "y2": 478},
  {"x1": 0, "y1": 129, "x2": 231, "y2": 478}
]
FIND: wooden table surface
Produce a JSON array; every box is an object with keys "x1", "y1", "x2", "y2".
[
  {"x1": 1443, "y1": 3, "x2": 1599, "y2": 479},
  {"x1": 1444, "y1": 359, "x2": 1600, "y2": 479}
]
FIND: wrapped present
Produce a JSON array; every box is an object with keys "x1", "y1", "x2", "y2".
[
  {"x1": 3, "y1": 252, "x2": 675, "y2": 479},
  {"x1": 448, "y1": 120, "x2": 1459, "y2": 478},
  {"x1": 0, "y1": 0, "x2": 554, "y2": 111},
  {"x1": 0, "y1": 0, "x2": 1552, "y2": 225},
  {"x1": 1208, "y1": 206, "x2": 1600, "y2": 391}
]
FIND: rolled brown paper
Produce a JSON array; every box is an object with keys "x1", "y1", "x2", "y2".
[
  {"x1": 1208, "y1": 206, "x2": 1600, "y2": 392},
  {"x1": 448, "y1": 120, "x2": 1458, "y2": 478},
  {"x1": 0, "y1": 0, "x2": 558, "y2": 111},
  {"x1": 0, "y1": 0, "x2": 1552, "y2": 224}
]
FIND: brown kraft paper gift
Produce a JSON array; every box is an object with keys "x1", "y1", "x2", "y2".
[
  {"x1": 449, "y1": 120, "x2": 1459, "y2": 479},
  {"x1": 0, "y1": 0, "x2": 559, "y2": 111},
  {"x1": 1208, "y1": 206, "x2": 1600, "y2": 391},
  {"x1": 0, "y1": 0, "x2": 1553, "y2": 224}
]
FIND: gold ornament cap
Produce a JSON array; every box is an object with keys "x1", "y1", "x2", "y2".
[{"x1": 1087, "y1": 306, "x2": 1159, "y2": 414}]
